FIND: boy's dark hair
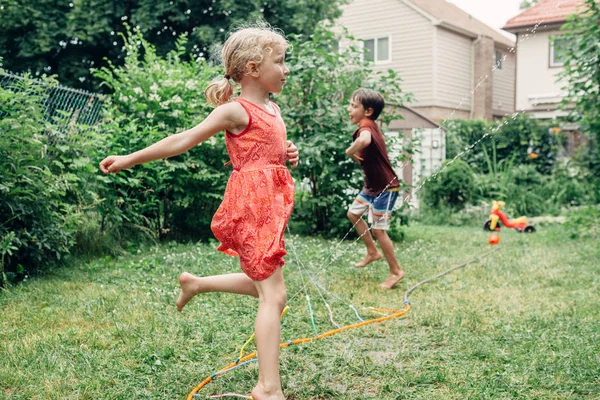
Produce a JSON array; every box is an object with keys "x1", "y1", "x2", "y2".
[{"x1": 352, "y1": 88, "x2": 385, "y2": 120}]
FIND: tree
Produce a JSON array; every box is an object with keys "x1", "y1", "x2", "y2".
[
  {"x1": 278, "y1": 28, "x2": 411, "y2": 236},
  {"x1": 520, "y1": 0, "x2": 539, "y2": 9},
  {"x1": 88, "y1": 26, "x2": 411, "y2": 239},
  {"x1": 0, "y1": 0, "x2": 345, "y2": 90},
  {"x1": 558, "y1": 0, "x2": 600, "y2": 178},
  {"x1": 92, "y1": 31, "x2": 228, "y2": 241}
]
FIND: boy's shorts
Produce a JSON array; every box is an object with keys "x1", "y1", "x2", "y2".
[{"x1": 348, "y1": 188, "x2": 399, "y2": 230}]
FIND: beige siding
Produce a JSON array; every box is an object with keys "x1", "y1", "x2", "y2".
[
  {"x1": 492, "y1": 49, "x2": 516, "y2": 115},
  {"x1": 514, "y1": 30, "x2": 567, "y2": 119},
  {"x1": 336, "y1": 0, "x2": 435, "y2": 106},
  {"x1": 434, "y1": 27, "x2": 473, "y2": 112}
]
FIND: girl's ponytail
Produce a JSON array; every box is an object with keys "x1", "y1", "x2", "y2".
[{"x1": 204, "y1": 77, "x2": 234, "y2": 107}]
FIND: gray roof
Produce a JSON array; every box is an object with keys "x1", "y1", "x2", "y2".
[{"x1": 403, "y1": 0, "x2": 515, "y2": 48}]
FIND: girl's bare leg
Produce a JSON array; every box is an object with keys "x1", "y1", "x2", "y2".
[
  {"x1": 251, "y1": 268, "x2": 286, "y2": 400},
  {"x1": 177, "y1": 272, "x2": 258, "y2": 311}
]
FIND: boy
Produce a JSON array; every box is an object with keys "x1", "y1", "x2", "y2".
[{"x1": 345, "y1": 88, "x2": 404, "y2": 289}]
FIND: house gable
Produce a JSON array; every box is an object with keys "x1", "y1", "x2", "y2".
[
  {"x1": 503, "y1": 0, "x2": 590, "y2": 32},
  {"x1": 337, "y1": 0, "x2": 436, "y2": 106},
  {"x1": 404, "y1": 0, "x2": 515, "y2": 49},
  {"x1": 501, "y1": 0, "x2": 592, "y2": 118},
  {"x1": 337, "y1": 0, "x2": 516, "y2": 120}
]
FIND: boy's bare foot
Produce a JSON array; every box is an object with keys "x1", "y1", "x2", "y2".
[
  {"x1": 379, "y1": 270, "x2": 405, "y2": 289},
  {"x1": 251, "y1": 384, "x2": 285, "y2": 400},
  {"x1": 176, "y1": 272, "x2": 202, "y2": 312},
  {"x1": 355, "y1": 252, "x2": 382, "y2": 268}
]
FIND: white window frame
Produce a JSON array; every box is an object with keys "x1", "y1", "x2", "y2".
[
  {"x1": 549, "y1": 35, "x2": 572, "y2": 68},
  {"x1": 494, "y1": 50, "x2": 503, "y2": 70},
  {"x1": 362, "y1": 35, "x2": 392, "y2": 64},
  {"x1": 332, "y1": 40, "x2": 340, "y2": 54}
]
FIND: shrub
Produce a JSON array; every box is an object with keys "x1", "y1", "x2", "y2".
[
  {"x1": 94, "y1": 29, "x2": 229, "y2": 240},
  {"x1": 0, "y1": 74, "x2": 102, "y2": 285},
  {"x1": 420, "y1": 159, "x2": 475, "y2": 211},
  {"x1": 279, "y1": 27, "x2": 411, "y2": 237},
  {"x1": 539, "y1": 161, "x2": 592, "y2": 208},
  {"x1": 445, "y1": 115, "x2": 557, "y2": 175},
  {"x1": 565, "y1": 205, "x2": 600, "y2": 239}
]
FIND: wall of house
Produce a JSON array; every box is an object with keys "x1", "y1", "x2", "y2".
[
  {"x1": 337, "y1": 0, "x2": 435, "y2": 106},
  {"x1": 492, "y1": 49, "x2": 516, "y2": 116},
  {"x1": 434, "y1": 27, "x2": 473, "y2": 115},
  {"x1": 411, "y1": 105, "x2": 470, "y2": 121},
  {"x1": 515, "y1": 29, "x2": 566, "y2": 118},
  {"x1": 472, "y1": 36, "x2": 495, "y2": 120}
]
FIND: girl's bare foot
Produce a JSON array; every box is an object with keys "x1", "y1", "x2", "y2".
[
  {"x1": 379, "y1": 270, "x2": 405, "y2": 289},
  {"x1": 355, "y1": 252, "x2": 382, "y2": 268},
  {"x1": 251, "y1": 384, "x2": 285, "y2": 400},
  {"x1": 176, "y1": 272, "x2": 203, "y2": 312}
]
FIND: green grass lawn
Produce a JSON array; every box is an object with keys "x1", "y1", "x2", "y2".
[{"x1": 1, "y1": 224, "x2": 599, "y2": 399}]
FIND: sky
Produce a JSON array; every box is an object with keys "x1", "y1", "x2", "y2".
[{"x1": 446, "y1": 0, "x2": 524, "y2": 36}]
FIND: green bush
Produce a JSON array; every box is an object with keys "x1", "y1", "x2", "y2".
[
  {"x1": 387, "y1": 211, "x2": 409, "y2": 241},
  {"x1": 565, "y1": 205, "x2": 600, "y2": 239},
  {"x1": 445, "y1": 114, "x2": 557, "y2": 175},
  {"x1": 94, "y1": 29, "x2": 229, "y2": 240},
  {"x1": 471, "y1": 161, "x2": 597, "y2": 217},
  {"x1": 0, "y1": 74, "x2": 103, "y2": 285},
  {"x1": 429, "y1": 113, "x2": 599, "y2": 222},
  {"x1": 91, "y1": 27, "x2": 412, "y2": 242},
  {"x1": 571, "y1": 137, "x2": 600, "y2": 203},
  {"x1": 503, "y1": 168, "x2": 547, "y2": 216},
  {"x1": 413, "y1": 203, "x2": 487, "y2": 227},
  {"x1": 538, "y1": 161, "x2": 592, "y2": 208},
  {"x1": 279, "y1": 27, "x2": 411, "y2": 237},
  {"x1": 420, "y1": 159, "x2": 475, "y2": 210}
]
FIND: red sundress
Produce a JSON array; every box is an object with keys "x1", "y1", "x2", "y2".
[{"x1": 210, "y1": 98, "x2": 295, "y2": 281}]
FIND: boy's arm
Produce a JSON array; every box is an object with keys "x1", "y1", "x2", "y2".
[
  {"x1": 100, "y1": 103, "x2": 246, "y2": 174},
  {"x1": 345, "y1": 130, "x2": 372, "y2": 162}
]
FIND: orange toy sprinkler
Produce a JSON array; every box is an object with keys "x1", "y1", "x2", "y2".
[{"x1": 488, "y1": 233, "x2": 500, "y2": 245}]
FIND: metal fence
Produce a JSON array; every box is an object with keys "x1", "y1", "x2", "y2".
[{"x1": 0, "y1": 71, "x2": 104, "y2": 130}]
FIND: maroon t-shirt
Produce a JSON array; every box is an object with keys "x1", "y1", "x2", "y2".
[{"x1": 353, "y1": 118, "x2": 399, "y2": 196}]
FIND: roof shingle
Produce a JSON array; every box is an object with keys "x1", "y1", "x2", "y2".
[
  {"x1": 503, "y1": 0, "x2": 592, "y2": 31},
  {"x1": 405, "y1": 0, "x2": 515, "y2": 47}
]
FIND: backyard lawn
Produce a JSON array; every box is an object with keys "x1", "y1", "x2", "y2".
[{"x1": 1, "y1": 224, "x2": 599, "y2": 399}]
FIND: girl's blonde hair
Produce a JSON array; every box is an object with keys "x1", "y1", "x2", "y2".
[{"x1": 204, "y1": 26, "x2": 288, "y2": 107}]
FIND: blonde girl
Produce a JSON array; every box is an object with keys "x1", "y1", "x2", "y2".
[{"x1": 100, "y1": 26, "x2": 296, "y2": 400}]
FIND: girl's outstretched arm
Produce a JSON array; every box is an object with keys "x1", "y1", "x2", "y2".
[{"x1": 100, "y1": 103, "x2": 247, "y2": 174}]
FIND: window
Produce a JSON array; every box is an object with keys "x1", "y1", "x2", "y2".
[
  {"x1": 364, "y1": 39, "x2": 375, "y2": 61},
  {"x1": 331, "y1": 41, "x2": 340, "y2": 54},
  {"x1": 550, "y1": 36, "x2": 573, "y2": 67},
  {"x1": 494, "y1": 50, "x2": 503, "y2": 69},
  {"x1": 363, "y1": 36, "x2": 390, "y2": 63},
  {"x1": 377, "y1": 37, "x2": 389, "y2": 61}
]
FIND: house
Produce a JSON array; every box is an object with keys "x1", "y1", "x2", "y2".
[
  {"x1": 503, "y1": 0, "x2": 593, "y2": 156},
  {"x1": 336, "y1": 0, "x2": 516, "y2": 206},
  {"x1": 502, "y1": 0, "x2": 587, "y2": 120},
  {"x1": 336, "y1": 0, "x2": 517, "y2": 122},
  {"x1": 386, "y1": 107, "x2": 445, "y2": 208}
]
